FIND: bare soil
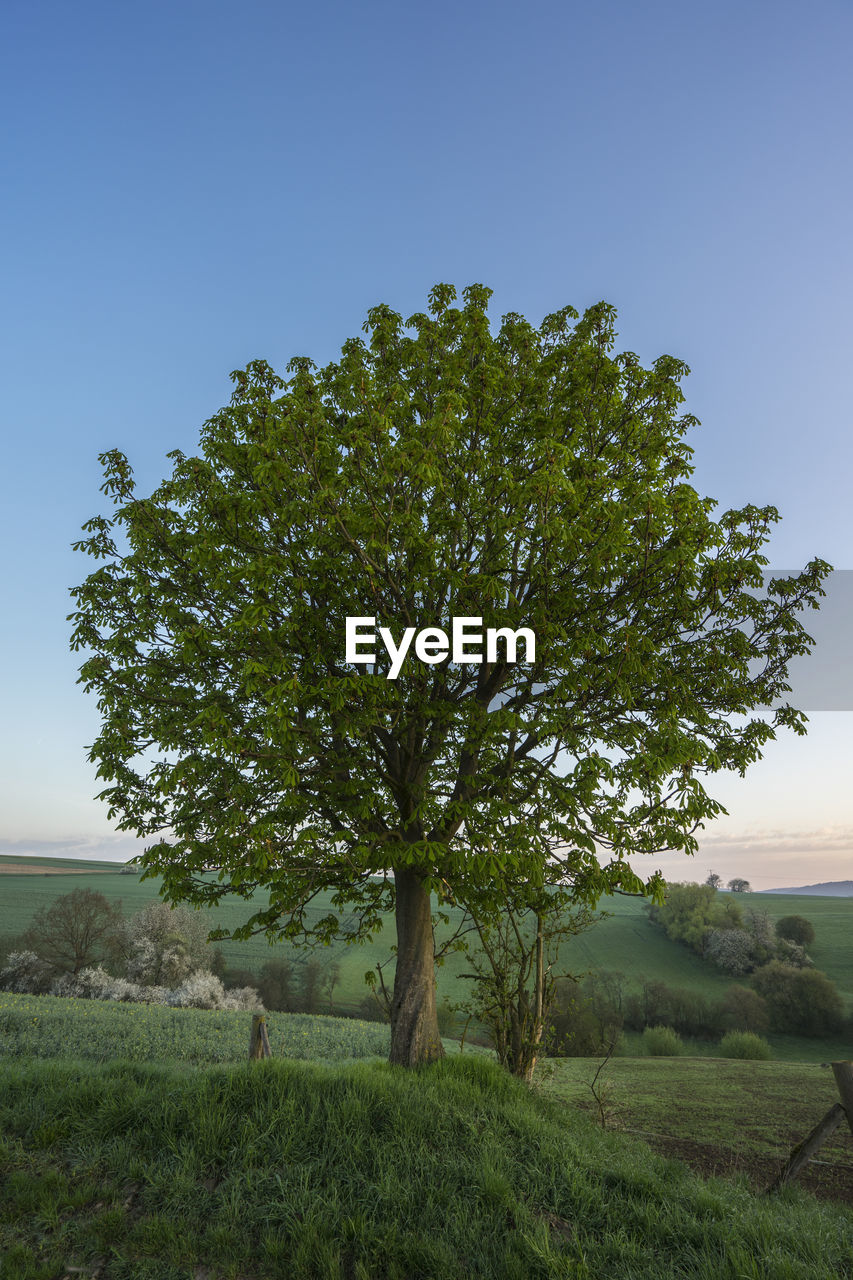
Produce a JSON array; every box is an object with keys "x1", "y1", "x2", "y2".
[{"x1": 0, "y1": 863, "x2": 118, "y2": 874}]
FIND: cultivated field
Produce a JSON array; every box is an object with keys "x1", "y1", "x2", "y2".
[
  {"x1": 542, "y1": 1055, "x2": 853, "y2": 1206},
  {"x1": 1, "y1": 861, "x2": 851, "y2": 1061},
  {"x1": 0, "y1": 991, "x2": 392, "y2": 1066}
]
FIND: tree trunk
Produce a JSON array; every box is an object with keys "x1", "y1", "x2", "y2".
[
  {"x1": 520, "y1": 914, "x2": 546, "y2": 1085},
  {"x1": 389, "y1": 866, "x2": 445, "y2": 1066}
]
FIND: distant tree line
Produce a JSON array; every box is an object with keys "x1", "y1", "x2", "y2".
[
  {"x1": 0, "y1": 889, "x2": 261, "y2": 1011},
  {"x1": 639, "y1": 883, "x2": 845, "y2": 1039},
  {"x1": 544, "y1": 960, "x2": 846, "y2": 1057}
]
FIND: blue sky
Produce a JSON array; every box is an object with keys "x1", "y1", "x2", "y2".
[{"x1": 1, "y1": 0, "x2": 851, "y2": 889}]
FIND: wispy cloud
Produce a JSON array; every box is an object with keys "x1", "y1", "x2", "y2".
[
  {"x1": 625, "y1": 824, "x2": 853, "y2": 890},
  {"x1": 0, "y1": 835, "x2": 145, "y2": 862},
  {"x1": 696, "y1": 825, "x2": 853, "y2": 856}
]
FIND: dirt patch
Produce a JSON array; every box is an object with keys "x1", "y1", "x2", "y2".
[
  {"x1": 628, "y1": 1129, "x2": 853, "y2": 1206},
  {"x1": 0, "y1": 863, "x2": 119, "y2": 875}
]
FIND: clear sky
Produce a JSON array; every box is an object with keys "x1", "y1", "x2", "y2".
[{"x1": 1, "y1": 0, "x2": 851, "y2": 890}]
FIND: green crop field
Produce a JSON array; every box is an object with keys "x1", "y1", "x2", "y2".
[
  {"x1": 0, "y1": 991, "x2": 393, "y2": 1066},
  {"x1": 541, "y1": 1055, "x2": 853, "y2": 1205},
  {"x1": 2, "y1": 861, "x2": 852, "y2": 1061}
]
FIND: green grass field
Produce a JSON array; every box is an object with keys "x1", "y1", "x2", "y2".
[
  {"x1": 2, "y1": 861, "x2": 851, "y2": 1060},
  {"x1": 2, "y1": 1050, "x2": 852, "y2": 1279},
  {"x1": 540, "y1": 1055, "x2": 853, "y2": 1205}
]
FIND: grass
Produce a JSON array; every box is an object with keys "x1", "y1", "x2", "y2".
[
  {"x1": 1, "y1": 1053, "x2": 852, "y2": 1279},
  {"x1": 0, "y1": 991, "x2": 393, "y2": 1066},
  {"x1": 1, "y1": 863, "x2": 851, "y2": 1058},
  {"x1": 542, "y1": 1055, "x2": 851, "y2": 1158}
]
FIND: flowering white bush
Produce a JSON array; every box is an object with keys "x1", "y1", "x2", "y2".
[
  {"x1": 0, "y1": 950, "x2": 53, "y2": 994},
  {"x1": 705, "y1": 912, "x2": 812, "y2": 977},
  {"x1": 166, "y1": 971, "x2": 263, "y2": 1011},
  {"x1": 49, "y1": 966, "x2": 169, "y2": 1003},
  {"x1": 703, "y1": 928, "x2": 756, "y2": 976},
  {"x1": 120, "y1": 902, "x2": 212, "y2": 986},
  {"x1": 167, "y1": 970, "x2": 227, "y2": 1009},
  {"x1": 2, "y1": 949, "x2": 263, "y2": 1012},
  {"x1": 51, "y1": 966, "x2": 123, "y2": 1000},
  {"x1": 222, "y1": 985, "x2": 264, "y2": 1012}
]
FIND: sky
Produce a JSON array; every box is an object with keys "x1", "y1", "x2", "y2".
[{"x1": 1, "y1": 0, "x2": 851, "y2": 890}]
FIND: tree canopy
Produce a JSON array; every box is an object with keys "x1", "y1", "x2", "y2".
[
  {"x1": 22, "y1": 888, "x2": 123, "y2": 976},
  {"x1": 69, "y1": 282, "x2": 829, "y2": 1064}
]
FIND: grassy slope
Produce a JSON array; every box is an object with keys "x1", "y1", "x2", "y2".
[
  {"x1": 1, "y1": 867, "x2": 851, "y2": 1052},
  {"x1": 1, "y1": 1053, "x2": 852, "y2": 1280},
  {"x1": 542, "y1": 1056, "x2": 853, "y2": 1203},
  {"x1": 2, "y1": 988, "x2": 849, "y2": 1198}
]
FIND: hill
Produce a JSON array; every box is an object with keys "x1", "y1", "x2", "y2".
[
  {"x1": 762, "y1": 881, "x2": 853, "y2": 897},
  {"x1": 1, "y1": 862, "x2": 851, "y2": 1050},
  {"x1": 1, "y1": 1052, "x2": 851, "y2": 1278}
]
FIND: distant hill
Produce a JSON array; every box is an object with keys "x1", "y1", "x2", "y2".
[{"x1": 760, "y1": 880, "x2": 853, "y2": 897}]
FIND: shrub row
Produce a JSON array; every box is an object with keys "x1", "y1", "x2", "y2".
[{"x1": 0, "y1": 952, "x2": 261, "y2": 1011}]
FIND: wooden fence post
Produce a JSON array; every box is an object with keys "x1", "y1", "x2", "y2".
[
  {"x1": 831, "y1": 1062, "x2": 853, "y2": 1136},
  {"x1": 249, "y1": 1013, "x2": 271, "y2": 1060},
  {"x1": 766, "y1": 1060, "x2": 853, "y2": 1192}
]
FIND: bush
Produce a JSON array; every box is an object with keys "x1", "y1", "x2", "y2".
[
  {"x1": 436, "y1": 1002, "x2": 457, "y2": 1036},
  {"x1": 258, "y1": 959, "x2": 295, "y2": 1011},
  {"x1": 49, "y1": 966, "x2": 172, "y2": 1003},
  {"x1": 622, "y1": 979, "x2": 720, "y2": 1039},
  {"x1": 0, "y1": 950, "x2": 54, "y2": 995},
  {"x1": 704, "y1": 927, "x2": 758, "y2": 976},
  {"x1": 165, "y1": 970, "x2": 262, "y2": 1011},
  {"x1": 751, "y1": 962, "x2": 844, "y2": 1036},
  {"x1": 221, "y1": 985, "x2": 264, "y2": 1012},
  {"x1": 720, "y1": 984, "x2": 770, "y2": 1033},
  {"x1": 51, "y1": 966, "x2": 145, "y2": 1002},
  {"x1": 641, "y1": 1025, "x2": 684, "y2": 1056},
  {"x1": 623, "y1": 979, "x2": 672, "y2": 1031},
  {"x1": 647, "y1": 883, "x2": 742, "y2": 954},
  {"x1": 221, "y1": 966, "x2": 258, "y2": 991},
  {"x1": 774, "y1": 938, "x2": 812, "y2": 969},
  {"x1": 719, "y1": 1031, "x2": 772, "y2": 1060},
  {"x1": 168, "y1": 971, "x2": 231, "y2": 1010},
  {"x1": 547, "y1": 973, "x2": 624, "y2": 1057},
  {"x1": 356, "y1": 993, "x2": 390, "y2": 1023},
  {"x1": 775, "y1": 915, "x2": 815, "y2": 947}
]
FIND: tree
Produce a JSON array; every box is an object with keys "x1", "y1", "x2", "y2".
[
  {"x1": 119, "y1": 901, "x2": 212, "y2": 986},
  {"x1": 727, "y1": 878, "x2": 751, "y2": 893},
  {"x1": 69, "y1": 283, "x2": 830, "y2": 1066},
  {"x1": 720, "y1": 983, "x2": 770, "y2": 1034},
  {"x1": 0, "y1": 950, "x2": 54, "y2": 994},
  {"x1": 775, "y1": 914, "x2": 815, "y2": 947},
  {"x1": 548, "y1": 970, "x2": 626, "y2": 1057},
  {"x1": 22, "y1": 888, "x2": 123, "y2": 975},
  {"x1": 705, "y1": 871, "x2": 722, "y2": 889},
  {"x1": 751, "y1": 962, "x2": 843, "y2": 1036},
  {"x1": 453, "y1": 878, "x2": 595, "y2": 1081}
]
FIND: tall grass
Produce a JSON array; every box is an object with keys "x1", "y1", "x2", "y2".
[{"x1": 1, "y1": 1055, "x2": 851, "y2": 1279}]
